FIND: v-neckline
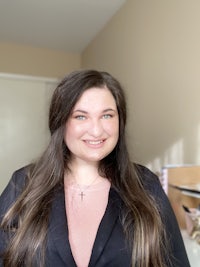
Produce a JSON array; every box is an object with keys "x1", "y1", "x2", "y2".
[
  {"x1": 48, "y1": 186, "x2": 122, "y2": 267},
  {"x1": 65, "y1": 179, "x2": 111, "y2": 267}
]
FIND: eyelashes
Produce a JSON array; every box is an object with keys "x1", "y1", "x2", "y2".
[
  {"x1": 102, "y1": 114, "x2": 113, "y2": 119},
  {"x1": 74, "y1": 114, "x2": 114, "y2": 120},
  {"x1": 74, "y1": 115, "x2": 86, "y2": 120}
]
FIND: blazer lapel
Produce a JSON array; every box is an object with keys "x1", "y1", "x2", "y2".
[
  {"x1": 88, "y1": 187, "x2": 122, "y2": 267},
  {"x1": 48, "y1": 186, "x2": 77, "y2": 266},
  {"x1": 48, "y1": 186, "x2": 122, "y2": 267}
]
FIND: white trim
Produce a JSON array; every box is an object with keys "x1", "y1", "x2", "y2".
[
  {"x1": 0, "y1": 72, "x2": 59, "y2": 83},
  {"x1": 182, "y1": 191, "x2": 200, "y2": 198}
]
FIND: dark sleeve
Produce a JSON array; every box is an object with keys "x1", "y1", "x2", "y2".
[
  {"x1": 0, "y1": 167, "x2": 28, "y2": 266},
  {"x1": 135, "y1": 164, "x2": 191, "y2": 267}
]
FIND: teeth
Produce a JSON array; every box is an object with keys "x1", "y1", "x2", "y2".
[{"x1": 88, "y1": 140, "x2": 103, "y2": 145}]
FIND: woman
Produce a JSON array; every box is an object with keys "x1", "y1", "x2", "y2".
[{"x1": 0, "y1": 70, "x2": 190, "y2": 267}]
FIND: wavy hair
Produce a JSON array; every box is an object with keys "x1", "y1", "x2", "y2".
[{"x1": 1, "y1": 70, "x2": 168, "y2": 266}]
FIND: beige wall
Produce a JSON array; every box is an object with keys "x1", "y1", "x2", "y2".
[
  {"x1": 1, "y1": 0, "x2": 200, "y2": 173},
  {"x1": 0, "y1": 42, "x2": 81, "y2": 78},
  {"x1": 82, "y1": 0, "x2": 200, "y2": 172}
]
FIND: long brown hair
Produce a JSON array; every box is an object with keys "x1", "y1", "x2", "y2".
[{"x1": 1, "y1": 70, "x2": 168, "y2": 266}]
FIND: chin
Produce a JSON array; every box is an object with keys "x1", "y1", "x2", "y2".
[{"x1": 87, "y1": 153, "x2": 112, "y2": 162}]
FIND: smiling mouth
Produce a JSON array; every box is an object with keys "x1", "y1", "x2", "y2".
[{"x1": 85, "y1": 140, "x2": 104, "y2": 145}]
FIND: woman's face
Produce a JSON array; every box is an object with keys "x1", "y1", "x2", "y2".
[{"x1": 64, "y1": 87, "x2": 119, "y2": 165}]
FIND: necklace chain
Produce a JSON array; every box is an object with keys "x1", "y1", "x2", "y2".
[{"x1": 77, "y1": 176, "x2": 99, "y2": 201}]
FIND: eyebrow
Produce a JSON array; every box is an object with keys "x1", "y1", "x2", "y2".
[
  {"x1": 72, "y1": 108, "x2": 117, "y2": 114},
  {"x1": 72, "y1": 109, "x2": 88, "y2": 114}
]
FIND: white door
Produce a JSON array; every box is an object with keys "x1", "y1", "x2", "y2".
[{"x1": 0, "y1": 74, "x2": 57, "y2": 193}]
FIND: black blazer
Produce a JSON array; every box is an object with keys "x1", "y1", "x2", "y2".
[{"x1": 0, "y1": 166, "x2": 190, "y2": 267}]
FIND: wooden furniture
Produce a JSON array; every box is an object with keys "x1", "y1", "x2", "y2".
[{"x1": 164, "y1": 165, "x2": 200, "y2": 229}]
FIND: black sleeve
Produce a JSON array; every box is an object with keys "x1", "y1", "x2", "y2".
[
  {"x1": 135, "y1": 164, "x2": 191, "y2": 267},
  {"x1": 0, "y1": 167, "x2": 27, "y2": 266}
]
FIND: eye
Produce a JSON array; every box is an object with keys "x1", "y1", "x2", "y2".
[
  {"x1": 75, "y1": 115, "x2": 86, "y2": 120},
  {"x1": 102, "y1": 114, "x2": 113, "y2": 119}
]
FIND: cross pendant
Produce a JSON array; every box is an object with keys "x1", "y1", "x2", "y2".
[{"x1": 79, "y1": 191, "x2": 85, "y2": 201}]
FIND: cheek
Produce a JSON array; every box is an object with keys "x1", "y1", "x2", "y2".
[
  {"x1": 64, "y1": 122, "x2": 85, "y2": 142},
  {"x1": 64, "y1": 122, "x2": 73, "y2": 145},
  {"x1": 105, "y1": 120, "x2": 119, "y2": 136}
]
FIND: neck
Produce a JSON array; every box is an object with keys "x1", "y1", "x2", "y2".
[{"x1": 65, "y1": 160, "x2": 101, "y2": 185}]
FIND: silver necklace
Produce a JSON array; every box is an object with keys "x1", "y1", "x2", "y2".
[{"x1": 77, "y1": 176, "x2": 99, "y2": 201}]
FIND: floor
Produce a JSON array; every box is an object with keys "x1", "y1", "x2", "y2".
[{"x1": 181, "y1": 230, "x2": 200, "y2": 267}]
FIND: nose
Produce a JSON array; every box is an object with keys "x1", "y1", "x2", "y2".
[{"x1": 88, "y1": 119, "x2": 103, "y2": 137}]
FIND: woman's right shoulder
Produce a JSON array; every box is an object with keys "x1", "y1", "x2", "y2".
[
  {"x1": 10, "y1": 165, "x2": 31, "y2": 186},
  {"x1": 0, "y1": 165, "x2": 32, "y2": 216},
  {"x1": 8, "y1": 164, "x2": 32, "y2": 192}
]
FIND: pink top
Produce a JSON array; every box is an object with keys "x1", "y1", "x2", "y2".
[{"x1": 64, "y1": 178, "x2": 111, "y2": 267}]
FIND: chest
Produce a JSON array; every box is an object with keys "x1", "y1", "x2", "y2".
[
  {"x1": 46, "y1": 188, "x2": 132, "y2": 267},
  {"x1": 65, "y1": 180, "x2": 111, "y2": 267}
]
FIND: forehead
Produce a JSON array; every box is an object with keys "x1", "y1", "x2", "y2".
[{"x1": 73, "y1": 87, "x2": 117, "y2": 109}]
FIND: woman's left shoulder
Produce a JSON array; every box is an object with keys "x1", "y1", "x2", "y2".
[
  {"x1": 134, "y1": 164, "x2": 162, "y2": 193},
  {"x1": 134, "y1": 163, "x2": 171, "y2": 207}
]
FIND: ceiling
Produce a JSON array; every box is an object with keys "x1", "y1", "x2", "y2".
[{"x1": 0, "y1": 0, "x2": 127, "y2": 53}]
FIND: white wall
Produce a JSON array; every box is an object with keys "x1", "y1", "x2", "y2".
[{"x1": 0, "y1": 74, "x2": 57, "y2": 193}]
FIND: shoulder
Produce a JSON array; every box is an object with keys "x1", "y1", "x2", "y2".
[
  {"x1": 4, "y1": 165, "x2": 30, "y2": 194},
  {"x1": 133, "y1": 164, "x2": 170, "y2": 212},
  {"x1": 134, "y1": 163, "x2": 158, "y2": 181},
  {"x1": 134, "y1": 164, "x2": 162, "y2": 194},
  {"x1": 0, "y1": 165, "x2": 30, "y2": 218}
]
